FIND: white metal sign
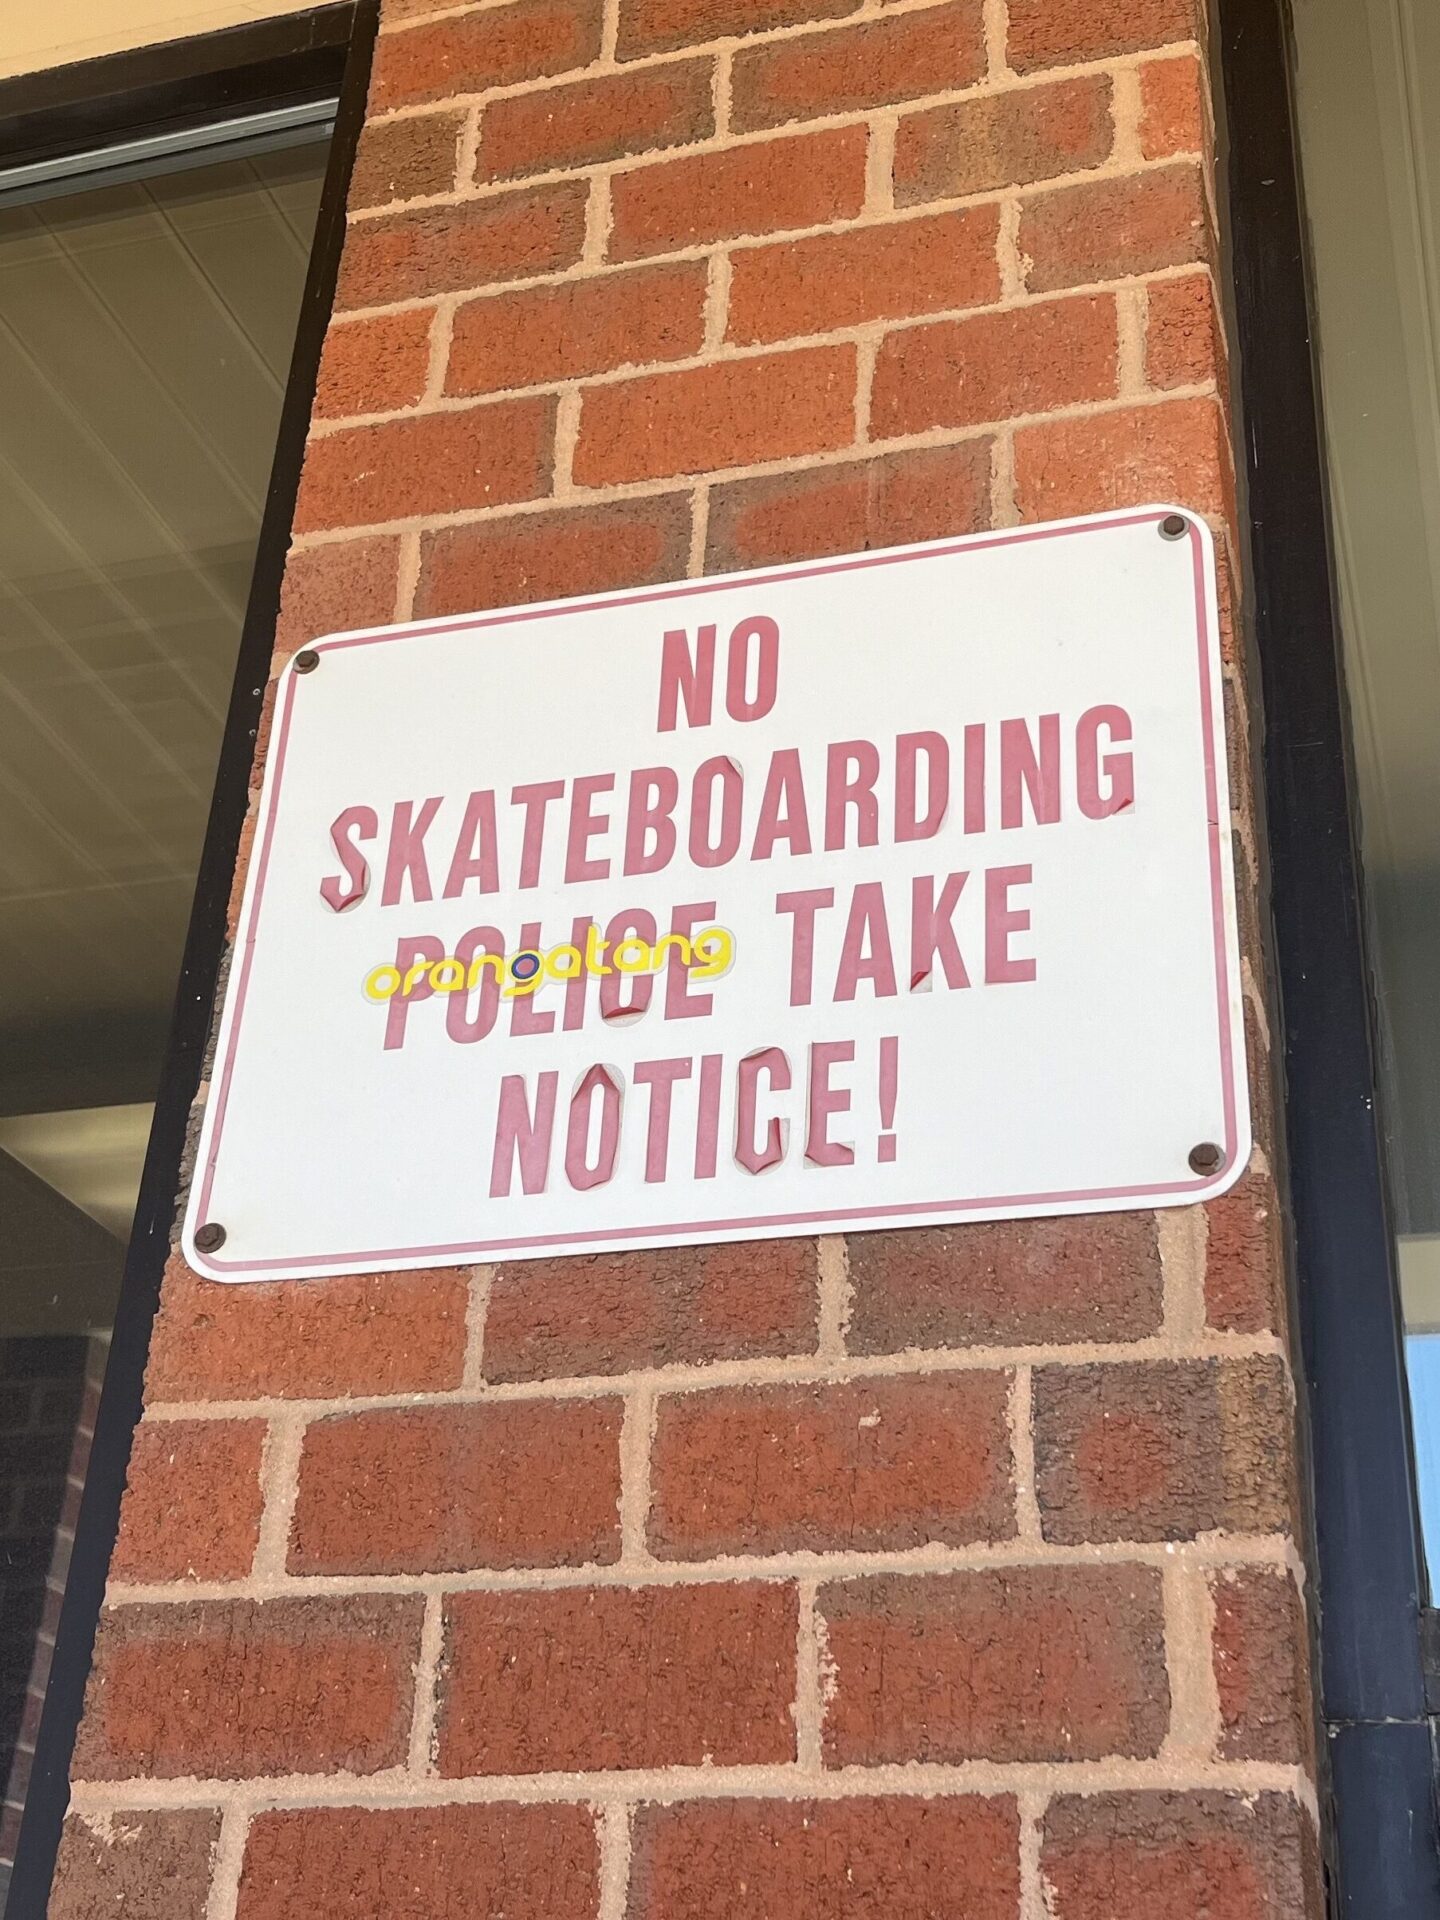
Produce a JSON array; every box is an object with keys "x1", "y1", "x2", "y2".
[{"x1": 185, "y1": 506, "x2": 1248, "y2": 1282}]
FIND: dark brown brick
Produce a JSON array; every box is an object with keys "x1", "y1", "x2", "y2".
[
  {"x1": 350, "y1": 110, "x2": 464, "y2": 209},
  {"x1": 618, "y1": 0, "x2": 857, "y2": 60},
  {"x1": 274, "y1": 536, "x2": 401, "y2": 655},
  {"x1": 438, "y1": 1581, "x2": 796, "y2": 1773},
  {"x1": 1211, "y1": 1566, "x2": 1313, "y2": 1763},
  {"x1": 1205, "y1": 1167, "x2": 1286, "y2": 1334},
  {"x1": 848, "y1": 1213, "x2": 1163, "y2": 1352},
  {"x1": 895, "y1": 76, "x2": 1113, "y2": 205},
  {"x1": 417, "y1": 494, "x2": 692, "y2": 612},
  {"x1": 337, "y1": 185, "x2": 588, "y2": 308},
  {"x1": 51, "y1": 1810, "x2": 221, "y2": 1920},
  {"x1": 1007, "y1": 0, "x2": 1201, "y2": 74},
  {"x1": 1021, "y1": 163, "x2": 1212, "y2": 294},
  {"x1": 732, "y1": 4, "x2": 984, "y2": 131}
]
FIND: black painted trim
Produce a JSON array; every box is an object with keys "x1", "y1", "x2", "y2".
[
  {"x1": 0, "y1": 4, "x2": 354, "y2": 171},
  {"x1": 1217, "y1": 0, "x2": 1440, "y2": 1912},
  {"x1": 1, "y1": 7, "x2": 379, "y2": 1913}
]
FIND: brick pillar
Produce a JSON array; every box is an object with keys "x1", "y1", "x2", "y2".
[{"x1": 53, "y1": 2, "x2": 1322, "y2": 1916}]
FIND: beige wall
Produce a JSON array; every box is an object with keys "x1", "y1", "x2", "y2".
[{"x1": 0, "y1": 0, "x2": 317, "y2": 81}]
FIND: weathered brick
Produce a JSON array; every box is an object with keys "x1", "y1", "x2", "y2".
[
  {"x1": 295, "y1": 397, "x2": 554, "y2": 530},
  {"x1": 74, "y1": 1597, "x2": 421, "y2": 1780},
  {"x1": 1211, "y1": 1566, "x2": 1312, "y2": 1762},
  {"x1": 609, "y1": 125, "x2": 868, "y2": 259},
  {"x1": 1033, "y1": 1356, "x2": 1293, "y2": 1542},
  {"x1": 438, "y1": 1581, "x2": 796, "y2": 1773},
  {"x1": 274, "y1": 535, "x2": 401, "y2": 655},
  {"x1": 707, "y1": 438, "x2": 990, "y2": 569},
  {"x1": 51, "y1": 1810, "x2": 221, "y2": 1920},
  {"x1": 350, "y1": 110, "x2": 464, "y2": 209},
  {"x1": 1014, "y1": 396, "x2": 1232, "y2": 521},
  {"x1": 895, "y1": 76, "x2": 1113, "y2": 205},
  {"x1": 1145, "y1": 268, "x2": 1222, "y2": 389},
  {"x1": 417, "y1": 493, "x2": 692, "y2": 612},
  {"x1": 314, "y1": 307, "x2": 434, "y2": 418},
  {"x1": 650, "y1": 1372, "x2": 1014, "y2": 1557},
  {"x1": 237, "y1": 1803, "x2": 599, "y2": 1920},
  {"x1": 630, "y1": 1796, "x2": 1020, "y2": 1919},
  {"x1": 618, "y1": 0, "x2": 856, "y2": 60},
  {"x1": 337, "y1": 184, "x2": 588, "y2": 308},
  {"x1": 727, "y1": 207, "x2": 1000, "y2": 346},
  {"x1": 1007, "y1": 0, "x2": 1201, "y2": 74},
  {"x1": 1140, "y1": 54, "x2": 1207, "y2": 160},
  {"x1": 289, "y1": 1397, "x2": 623, "y2": 1574},
  {"x1": 483, "y1": 1239, "x2": 818, "y2": 1380},
  {"x1": 732, "y1": 4, "x2": 985, "y2": 131},
  {"x1": 1042, "y1": 1791, "x2": 1320, "y2": 1918},
  {"x1": 146, "y1": 1253, "x2": 468, "y2": 1400},
  {"x1": 1021, "y1": 163, "x2": 1212, "y2": 294},
  {"x1": 370, "y1": 0, "x2": 602, "y2": 111},
  {"x1": 477, "y1": 59, "x2": 714, "y2": 181},
  {"x1": 110, "y1": 1419, "x2": 264, "y2": 1584},
  {"x1": 447, "y1": 259, "x2": 707, "y2": 394},
  {"x1": 821, "y1": 1566, "x2": 1168, "y2": 1763},
  {"x1": 847, "y1": 1213, "x2": 1163, "y2": 1351},
  {"x1": 1205, "y1": 1167, "x2": 1286, "y2": 1333},
  {"x1": 573, "y1": 344, "x2": 855, "y2": 484}
]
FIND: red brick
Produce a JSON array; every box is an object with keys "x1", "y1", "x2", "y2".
[
  {"x1": 727, "y1": 207, "x2": 1000, "y2": 346},
  {"x1": 110, "y1": 1419, "x2": 264, "y2": 1584},
  {"x1": 1140, "y1": 53, "x2": 1208, "y2": 160},
  {"x1": 51, "y1": 1810, "x2": 220, "y2": 1920},
  {"x1": 707, "y1": 438, "x2": 991, "y2": 568},
  {"x1": 146, "y1": 1253, "x2": 468, "y2": 1400},
  {"x1": 619, "y1": 0, "x2": 857, "y2": 60},
  {"x1": 438, "y1": 1581, "x2": 796, "y2": 1773},
  {"x1": 895, "y1": 76, "x2": 1113, "y2": 205},
  {"x1": 237, "y1": 1803, "x2": 599, "y2": 1920},
  {"x1": 1021, "y1": 163, "x2": 1212, "y2": 293},
  {"x1": 1007, "y1": 0, "x2": 1201, "y2": 74},
  {"x1": 1146, "y1": 268, "x2": 1223, "y2": 389},
  {"x1": 350, "y1": 110, "x2": 464, "y2": 208},
  {"x1": 447, "y1": 259, "x2": 706, "y2": 393},
  {"x1": 609, "y1": 125, "x2": 867, "y2": 259},
  {"x1": 1211, "y1": 1566, "x2": 1312, "y2": 1763},
  {"x1": 417, "y1": 493, "x2": 692, "y2": 611},
  {"x1": 1033, "y1": 1356, "x2": 1293, "y2": 1542},
  {"x1": 732, "y1": 4, "x2": 984, "y2": 131},
  {"x1": 630, "y1": 1795, "x2": 1020, "y2": 1919},
  {"x1": 1205, "y1": 1167, "x2": 1286, "y2": 1333},
  {"x1": 1042, "y1": 1791, "x2": 1321, "y2": 1918},
  {"x1": 74, "y1": 1597, "x2": 421, "y2": 1780},
  {"x1": 821, "y1": 1566, "x2": 1167, "y2": 1763},
  {"x1": 871, "y1": 295, "x2": 1117, "y2": 438},
  {"x1": 290, "y1": 1397, "x2": 622, "y2": 1574},
  {"x1": 650, "y1": 1372, "x2": 1014, "y2": 1557},
  {"x1": 1014, "y1": 396, "x2": 1232, "y2": 521},
  {"x1": 573, "y1": 344, "x2": 855, "y2": 484},
  {"x1": 483, "y1": 1239, "x2": 818, "y2": 1380},
  {"x1": 477, "y1": 59, "x2": 714, "y2": 181},
  {"x1": 370, "y1": 0, "x2": 602, "y2": 111},
  {"x1": 274, "y1": 535, "x2": 401, "y2": 655},
  {"x1": 337, "y1": 184, "x2": 588, "y2": 308},
  {"x1": 295, "y1": 397, "x2": 553, "y2": 530},
  {"x1": 314, "y1": 307, "x2": 434, "y2": 418},
  {"x1": 847, "y1": 1213, "x2": 1163, "y2": 1351}
]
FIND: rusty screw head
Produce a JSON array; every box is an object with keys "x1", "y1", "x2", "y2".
[
  {"x1": 293, "y1": 649, "x2": 320, "y2": 674},
  {"x1": 1188, "y1": 1142, "x2": 1225, "y2": 1176},
  {"x1": 194, "y1": 1222, "x2": 227, "y2": 1254},
  {"x1": 1159, "y1": 513, "x2": 1189, "y2": 540}
]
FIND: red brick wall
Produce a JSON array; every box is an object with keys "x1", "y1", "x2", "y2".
[{"x1": 52, "y1": 0, "x2": 1323, "y2": 1915}]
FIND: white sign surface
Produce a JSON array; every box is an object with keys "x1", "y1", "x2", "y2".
[{"x1": 185, "y1": 506, "x2": 1248, "y2": 1282}]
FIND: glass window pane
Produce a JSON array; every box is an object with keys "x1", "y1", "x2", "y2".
[{"x1": 0, "y1": 131, "x2": 328, "y2": 1894}]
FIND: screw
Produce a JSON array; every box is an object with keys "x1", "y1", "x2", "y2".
[
  {"x1": 293, "y1": 649, "x2": 320, "y2": 674},
  {"x1": 194, "y1": 1222, "x2": 227, "y2": 1254},
  {"x1": 1159, "y1": 513, "x2": 1189, "y2": 540},
  {"x1": 1188, "y1": 1142, "x2": 1224, "y2": 1176}
]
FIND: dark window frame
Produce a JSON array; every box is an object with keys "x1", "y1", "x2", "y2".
[
  {"x1": 0, "y1": 7, "x2": 379, "y2": 1912},
  {"x1": 1218, "y1": 0, "x2": 1440, "y2": 1912}
]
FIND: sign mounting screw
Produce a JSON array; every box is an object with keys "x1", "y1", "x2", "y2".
[
  {"x1": 1159, "y1": 514, "x2": 1189, "y2": 540},
  {"x1": 1188, "y1": 1142, "x2": 1224, "y2": 1175},
  {"x1": 194, "y1": 1222, "x2": 227, "y2": 1253},
  {"x1": 293, "y1": 649, "x2": 320, "y2": 674}
]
